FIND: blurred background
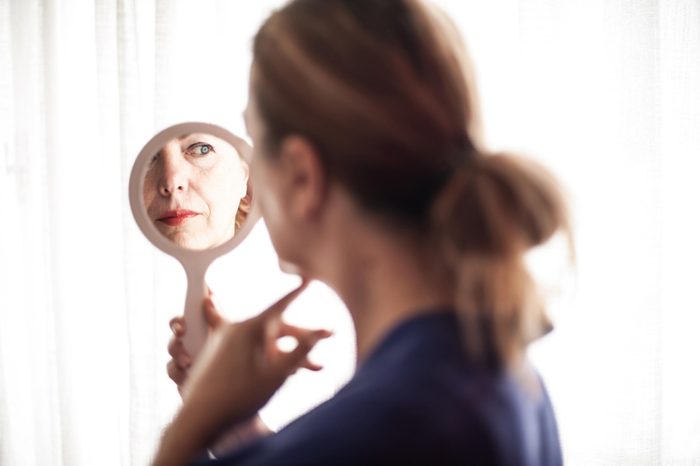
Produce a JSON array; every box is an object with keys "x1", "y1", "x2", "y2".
[{"x1": 1, "y1": 0, "x2": 698, "y2": 464}]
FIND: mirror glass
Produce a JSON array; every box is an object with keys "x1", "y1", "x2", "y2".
[
  {"x1": 143, "y1": 132, "x2": 250, "y2": 251},
  {"x1": 129, "y1": 122, "x2": 259, "y2": 358}
]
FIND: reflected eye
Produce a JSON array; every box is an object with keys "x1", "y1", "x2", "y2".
[{"x1": 187, "y1": 143, "x2": 214, "y2": 157}]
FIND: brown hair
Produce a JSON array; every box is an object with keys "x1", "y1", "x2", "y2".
[
  {"x1": 235, "y1": 186, "x2": 252, "y2": 231},
  {"x1": 253, "y1": 0, "x2": 571, "y2": 369}
]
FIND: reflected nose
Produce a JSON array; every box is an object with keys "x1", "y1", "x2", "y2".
[
  {"x1": 158, "y1": 179, "x2": 186, "y2": 196},
  {"x1": 157, "y1": 149, "x2": 189, "y2": 197}
]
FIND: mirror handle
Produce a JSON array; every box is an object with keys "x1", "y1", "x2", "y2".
[{"x1": 182, "y1": 263, "x2": 209, "y2": 360}]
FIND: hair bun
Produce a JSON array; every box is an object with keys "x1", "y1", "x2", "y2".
[{"x1": 431, "y1": 152, "x2": 571, "y2": 368}]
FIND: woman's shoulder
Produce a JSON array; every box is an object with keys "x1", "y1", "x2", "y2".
[
  {"x1": 215, "y1": 362, "x2": 556, "y2": 466},
  {"x1": 199, "y1": 312, "x2": 561, "y2": 466},
  {"x1": 276, "y1": 311, "x2": 562, "y2": 465}
]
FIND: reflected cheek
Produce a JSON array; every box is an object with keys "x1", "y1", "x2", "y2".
[
  {"x1": 195, "y1": 181, "x2": 230, "y2": 223},
  {"x1": 143, "y1": 185, "x2": 158, "y2": 218}
]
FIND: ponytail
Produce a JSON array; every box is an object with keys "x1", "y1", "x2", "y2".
[{"x1": 432, "y1": 153, "x2": 572, "y2": 369}]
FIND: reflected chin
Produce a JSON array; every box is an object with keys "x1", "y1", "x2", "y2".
[
  {"x1": 150, "y1": 216, "x2": 237, "y2": 251},
  {"x1": 169, "y1": 232, "x2": 209, "y2": 251},
  {"x1": 152, "y1": 223, "x2": 206, "y2": 250}
]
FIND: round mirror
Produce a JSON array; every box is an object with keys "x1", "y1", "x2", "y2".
[{"x1": 129, "y1": 122, "x2": 260, "y2": 358}]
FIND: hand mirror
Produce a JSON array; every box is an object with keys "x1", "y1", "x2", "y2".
[{"x1": 129, "y1": 122, "x2": 259, "y2": 359}]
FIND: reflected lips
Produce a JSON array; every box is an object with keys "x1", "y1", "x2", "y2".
[{"x1": 157, "y1": 210, "x2": 199, "y2": 227}]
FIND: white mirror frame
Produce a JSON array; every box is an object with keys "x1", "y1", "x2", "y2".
[{"x1": 129, "y1": 122, "x2": 260, "y2": 359}]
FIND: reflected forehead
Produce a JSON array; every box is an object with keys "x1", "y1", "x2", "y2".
[{"x1": 177, "y1": 132, "x2": 220, "y2": 142}]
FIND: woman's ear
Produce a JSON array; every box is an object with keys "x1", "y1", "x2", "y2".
[{"x1": 277, "y1": 135, "x2": 327, "y2": 221}]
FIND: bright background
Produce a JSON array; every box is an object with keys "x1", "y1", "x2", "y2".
[{"x1": 1, "y1": 1, "x2": 698, "y2": 465}]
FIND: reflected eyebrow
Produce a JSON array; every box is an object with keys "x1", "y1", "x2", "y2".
[{"x1": 178, "y1": 133, "x2": 214, "y2": 143}]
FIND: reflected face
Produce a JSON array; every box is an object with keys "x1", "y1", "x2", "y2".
[{"x1": 143, "y1": 133, "x2": 249, "y2": 250}]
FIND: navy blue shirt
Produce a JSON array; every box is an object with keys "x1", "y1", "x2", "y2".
[{"x1": 194, "y1": 311, "x2": 562, "y2": 466}]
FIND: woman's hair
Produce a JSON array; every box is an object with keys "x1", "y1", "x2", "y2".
[
  {"x1": 253, "y1": 0, "x2": 571, "y2": 369},
  {"x1": 235, "y1": 186, "x2": 252, "y2": 231}
]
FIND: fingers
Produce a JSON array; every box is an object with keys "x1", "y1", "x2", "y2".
[
  {"x1": 169, "y1": 316, "x2": 186, "y2": 337},
  {"x1": 257, "y1": 281, "x2": 311, "y2": 355},
  {"x1": 278, "y1": 322, "x2": 332, "y2": 341},
  {"x1": 168, "y1": 315, "x2": 192, "y2": 370},
  {"x1": 265, "y1": 320, "x2": 331, "y2": 370},
  {"x1": 203, "y1": 297, "x2": 224, "y2": 330},
  {"x1": 274, "y1": 329, "x2": 331, "y2": 376},
  {"x1": 301, "y1": 357, "x2": 323, "y2": 372},
  {"x1": 167, "y1": 316, "x2": 190, "y2": 391},
  {"x1": 166, "y1": 359, "x2": 188, "y2": 386},
  {"x1": 168, "y1": 337, "x2": 192, "y2": 369},
  {"x1": 260, "y1": 280, "x2": 309, "y2": 320},
  {"x1": 257, "y1": 282, "x2": 330, "y2": 376}
]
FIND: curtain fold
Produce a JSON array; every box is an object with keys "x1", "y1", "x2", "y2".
[{"x1": 0, "y1": 1, "x2": 698, "y2": 465}]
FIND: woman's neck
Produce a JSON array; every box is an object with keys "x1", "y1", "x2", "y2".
[{"x1": 318, "y1": 220, "x2": 453, "y2": 363}]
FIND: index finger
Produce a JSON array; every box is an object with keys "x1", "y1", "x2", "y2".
[
  {"x1": 169, "y1": 316, "x2": 186, "y2": 337},
  {"x1": 260, "y1": 279, "x2": 309, "y2": 320}
]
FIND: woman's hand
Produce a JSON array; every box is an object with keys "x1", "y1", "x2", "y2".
[
  {"x1": 166, "y1": 288, "x2": 324, "y2": 395},
  {"x1": 153, "y1": 281, "x2": 331, "y2": 466},
  {"x1": 166, "y1": 289, "x2": 224, "y2": 396},
  {"x1": 167, "y1": 291, "x2": 272, "y2": 455}
]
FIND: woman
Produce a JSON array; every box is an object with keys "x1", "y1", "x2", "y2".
[
  {"x1": 155, "y1": 0, "x2": 569, "y2": 464},
  {"x1": 144, "y1": 132, "x2": 251, "y2": 250}
]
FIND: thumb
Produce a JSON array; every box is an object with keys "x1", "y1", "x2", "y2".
[
  {"x1": 203, "y1": 297, "x2": 224, "y2": 330},
  {"x1": 274, "y1": 330, "x2": 331, "y2": 376}
]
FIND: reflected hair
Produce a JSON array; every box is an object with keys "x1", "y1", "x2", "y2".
[
  {"x1": 253, "y1": 0, "x2": 572, "y2": 369},
  {"x1": 235, "y1": 186, "x2": 251, "y2": 231}
]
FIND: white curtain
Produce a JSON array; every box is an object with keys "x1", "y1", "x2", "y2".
[{"x1": 0, "y1": 1, "x2": 698, "y2": 465}]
